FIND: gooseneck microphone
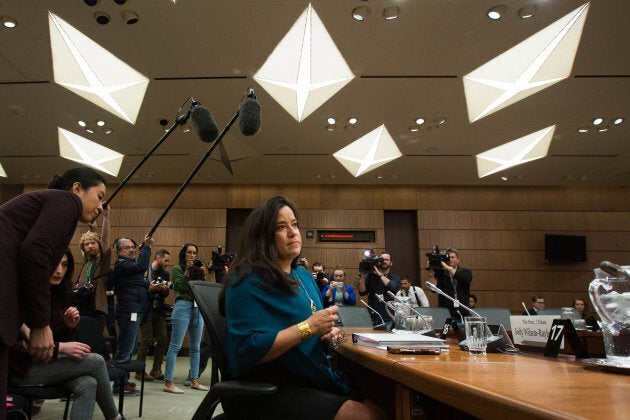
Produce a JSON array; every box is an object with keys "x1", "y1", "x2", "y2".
[
  {"x1": 191, "y1": 100, "x2": 220, "y2": 143},
  {"x1": 521, "y1": 302, "x2": 531, "y2": 316},
  {"x1": 387, "y1": 291, "x2": 432, "y2": 330},
  {"x1": 600, "y1": 261, "x2": 630, "y2": 278},
  {"x1": 359, "y1": 299, "x2": 389, "y2": 331},
  {"x1": 424, "y1": 282, "x2": 482, "y2": 318},
  {"x1": 238, "y1": 88, "x2": 262, "y2": 136}
]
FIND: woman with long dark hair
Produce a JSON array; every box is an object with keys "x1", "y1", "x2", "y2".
[
  {"x1": 10, "y1": 249, "x2": 125, "y2": 420},
  {"x1": 163, "y1": 243, "x2": 208, "y2": 394},
  {"x1": 219, "y1": 196, "x2": 382, "y2": 419},
  {"x1": 0, "y1": 166, "x2": 106, "y2": 418}
]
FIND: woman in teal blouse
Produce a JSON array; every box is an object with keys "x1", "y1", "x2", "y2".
[{"x1": 220, "y1": 196, "x2": 382, "y2": 419}]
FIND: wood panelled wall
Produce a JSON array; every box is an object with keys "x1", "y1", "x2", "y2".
[{"x1": 16, "y1": 183, "x2": 630, "y2": 315}]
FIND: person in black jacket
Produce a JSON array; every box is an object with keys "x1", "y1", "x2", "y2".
[
  {"x1": 428, "y1": 248, "x2": 473, "y2": 323},
  {"x1": 111, "y1": 235, "x2": 153, "y2": 395}
]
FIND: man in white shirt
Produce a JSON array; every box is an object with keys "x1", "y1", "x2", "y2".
[{"x1": 396, "y1": 277, "x2": 429, "y2": 308}]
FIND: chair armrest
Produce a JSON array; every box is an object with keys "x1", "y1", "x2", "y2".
[{"x1": 211, "y1": 380, "x2": 277, "y2": 397}]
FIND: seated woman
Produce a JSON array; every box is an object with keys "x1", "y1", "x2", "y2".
[
  {"x1": 573, "y1": 297, "x2": 599, "y2": 331},
  {"x1": 220, "y1": 196, "x2": 382, "y2": 420},
  {"x1": 9, "y1": 249, "x2": 125, "y2": 420}
]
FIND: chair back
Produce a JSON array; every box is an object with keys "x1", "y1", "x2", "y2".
[
  {"x1": 75, "y1": 316, "x2": 106, "y2": 356},
  {"x1": 338, "y1": 306, "x2": 373, "y2": 327},
  {"x1": 537, "y1": 308, "x2": 564, "y2": 316},
  {"x1": 415, "y1": 307, "x2": 451, "y2": 328},
  {"x1": 189, "y1": 281, "x2": 229, "y2": 385},
  {"x1": 474, "y1": 307, "x2": 512, "y2": 329}
]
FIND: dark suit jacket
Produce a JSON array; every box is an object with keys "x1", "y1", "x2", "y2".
[
  {"x1": 0, "y1": 190, "x2": 82, "y2": 346},
  {"x1": 435, "y1": 266, "x2": 473, "y2": 318}
]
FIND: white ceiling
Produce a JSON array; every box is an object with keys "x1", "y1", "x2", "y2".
[{"x1": 0, "y1": 0, "x2": 628, "y2": 187}]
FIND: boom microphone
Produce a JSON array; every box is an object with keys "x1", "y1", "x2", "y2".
[
  {"x1": 191, "y1": 101, "x2": 220, "y2": 143},
  {"x1": 238, "y1": 88, "x2": 262, "y2": 136}
]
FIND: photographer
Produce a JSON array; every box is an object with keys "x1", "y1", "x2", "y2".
[
  {"x1": 311, "y1": 261, "x2": 331, "y2": 292},
  {"x1": 135, "y1": 249, "x2": 171, "y2": 382},
  {"x1": 427, "y1": 248, "x2": 472, "y2": 323},
  {"x1": 358, "y1": 251, "x2": 400, "y2": 327},
  {"x1": 322, "y1": 268, "x2": 356, "y2": 308}
]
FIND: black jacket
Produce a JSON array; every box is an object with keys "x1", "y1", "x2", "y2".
[{"x1": 112, "y1": 245, "x2": 151, "y2": 314}]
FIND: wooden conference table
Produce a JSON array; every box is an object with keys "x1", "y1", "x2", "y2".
[{"x1": 335, "y1": 329, "x2": 630, "y2": 420}]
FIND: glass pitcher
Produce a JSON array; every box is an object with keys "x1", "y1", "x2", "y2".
[{"x1": 589, "y1": 269, "x2": 630, "y2": 365}]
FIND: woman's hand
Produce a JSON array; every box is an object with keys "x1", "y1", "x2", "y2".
[
  {"x1": 28, "y1": 326, "x2": 54, "y2": 363},
  {"x1": 63, "y1": 307, "x2": 80, "y2": 330},
  {"x1": 307, "y1": 306, "x2": 339, "y2": 337},
  {"x1": 59, "y1": 342, "x2": 91, "y2": 360}
]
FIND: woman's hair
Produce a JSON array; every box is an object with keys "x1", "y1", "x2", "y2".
[
  {"x1": 220, "y1": 196, "x2": 300, "y2": 314},
  {"x1": 47, "y1": 166, "x2": 106, "y2": 191},
  {"x1": 178, "y1": 243, "x2": 199, "y2": 268},
  {"x1": 51, "y1": 249, "x2": 74, "y2": 328},
  {"x1": 573, "y1": 297, "x2": 589, "y2": 317}
]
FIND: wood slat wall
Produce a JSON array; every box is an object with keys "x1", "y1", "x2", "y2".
[{"x1": 13, "y1": 183, "x2": 630, "y2": 316}]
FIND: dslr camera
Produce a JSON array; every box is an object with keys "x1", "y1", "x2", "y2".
[
  {"x1": 210, "y1": 243, "x2": 236, "y2": 271},
  {"x1": 425, "y1": 245, "x2": 450, "y2": 271},
  {"x1": 359, "y1": 249, "x2": 385, "y2": 275},
  {"x1": 193, "y1": 258, "x2": 204, "y2": 268}
]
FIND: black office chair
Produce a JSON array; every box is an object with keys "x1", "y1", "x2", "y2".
[
  {"x1": 188, "y1": 281, "x2": 277, "y2": 420},
  {"x1": 74, "y1": 316, "x2": 142, "y2": 417},
  {"x1": 7, "y1": 384, "x2": 71, "y2": 419},
  {"x1": 337, "y1": 306, "x2": 374, "y2": 327}
]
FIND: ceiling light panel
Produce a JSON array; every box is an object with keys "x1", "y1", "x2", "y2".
[
  {"x1": 58, "y1": 127, "x2": 124, "y2": 176},
  {"x1": 333, "y1": 124, "x2": 402, "y2": 177}
]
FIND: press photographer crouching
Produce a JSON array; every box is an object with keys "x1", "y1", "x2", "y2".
[
  {"x1": 426, "y1": 246, "x2": 473, "y2": 325},
  {"x1": 358, "y1": 249, "x2": 400, "y2": 329},
  {"x1": 209, "y1": 243, "x2": 235, "y2": 284}
]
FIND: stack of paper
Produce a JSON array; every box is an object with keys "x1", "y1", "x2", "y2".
[{"x1": 352, "y1": 332, "x2": 448, "y2": 350}]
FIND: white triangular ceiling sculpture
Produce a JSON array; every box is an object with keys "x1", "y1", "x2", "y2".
[
  {"x1": 0, "y1": 162, "x2": 6, "y2": 178},
  {"x1": 464, "y1": 3, "x2": 589, "y2": 123},
  {"x1": 476, "y1": 125, "x2": 556, "y2": 178},
  {"x1": 58, "y1": 127, "x2": 124, "y2": 176},
  {"x1": 48, "y1": 12, "x2": 149, "y2": 124},
  {"x1": 254, "y1": 3, "x2": 355, "y2": 122},
  {"x1": 333, "y1": 125, "x2": 402, "y2": 177}
]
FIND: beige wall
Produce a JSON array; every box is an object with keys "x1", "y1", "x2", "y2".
[{"x1": 15, "y1": 183, "x2": 630, "y2": 314}]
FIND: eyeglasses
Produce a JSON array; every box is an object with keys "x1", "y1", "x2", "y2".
[
  {"x1": 122, "y1": 245, "x2": 136, "y2": 250},
  {"x1": 536, "y1": 301, "x2": 545, "y2": 304}
]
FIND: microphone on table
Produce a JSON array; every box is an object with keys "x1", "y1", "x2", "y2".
[
  {"x1": 238, "y1": 87, "x2": 262, "y2": 136},
  {"x1": 190, "y1": 99, "x2": 220, "y2": 143},
  {"x1": 600, "y1": 261, "x2": 630, "y2": 278},
  {"x1": 359, "y1": 299, "x2": 389, "y2": 331},
  {"x1": 386, "y1": 291, "x2": 434, "y2": 333},
  {"x1": 424, "y1": 282, "x2": 508, "y2": 353},
  {"x1": 521, "y1": 302, "x2": 531, "y2": 316}
]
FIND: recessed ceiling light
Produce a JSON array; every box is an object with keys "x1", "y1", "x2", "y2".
[
  {"x1": 96, "y1": 120, "x2": 105, "y2": 127},
  {"x1": 500, "y1": 176, "x2": 508, "y2": 181},
  {"x1": 577, "y1": 127, "x2": 589, "y2": 133},
  {"x1": 592, "y1": 117, "x2": 603, "y2": 125},
  {"x1": 325, "y1": 124, "x2": 336, "y2": 132},
  {"x1": 348, "y1": 117, "x2": 358, "y2": 125},
  {"x1": 487, "y1": 5, "x2": 507, "y2": 20},
  {"x1": 376, "y1": 174, "x2": 384, "y2": 179},
  {"x1": 1, "y1": 15, "x2": 18, "y2": 28},
  {"x1": 409, "y1": 126, "x2": 419, "y2": 132},
  {"x1": 351, "y1": 6, "x2": 371, "y2": 21},
  {"x1": 382, "y1": 6, "x2": 399, "y2": 20},
  {"x1": 415, "y1": 118, "x2": 425, "y2": 125},
  {"x1": 435, "y1": 117, "x2": 447, "y2": 126},
  {"x1": 85, "y1": 127, "x2": 95, "y2": 134},
  {"x1": 78, "y1": 120, "x2": 87, "y2": 127},
  {"x1": 104, "y1": 128, "x2": 113, "y2": 134},
  {"x1": 327, "y1": 117, "x2": 337, "y2": 125},
  {"x1": 613, "y1": 117, "x2": 624, "y2": 125},
  {"x1": 597, "y1": 126, "x2": 609, "y2": 133},
  {"x1": 518, "y1": 4, "x2": 537, "y2": 19}
]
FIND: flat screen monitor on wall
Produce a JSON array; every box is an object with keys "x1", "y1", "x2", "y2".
[{"x1": 544, "y1": 234, "x2": 587, "y2": 262}]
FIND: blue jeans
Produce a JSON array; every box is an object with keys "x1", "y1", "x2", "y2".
[
  {"x1": 115, "y1": 310, "x2": 144, "y2": 386},
  {"x1": 164, "y1": 300, "x2": 204, "y2": 381}
]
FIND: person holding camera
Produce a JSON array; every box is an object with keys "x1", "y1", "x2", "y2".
[
  {"x1": 358, "y1": 251, "x2": 400, "y2": 328},
  {"x1": 321, "y1": 268, "x2": 356, "y2": 308},
  {"x1": 163, "y1": 243, "x2": 208, "y2": 394},
  {"x1": 135, "y1": 249, "x2": 171, "y2": 382},
  {"x1": 311, "y1": 261, "x2": 331, "y2": 291},
  {"x1": 427, "y1": 248, "x2": 473, "y2": 323}
]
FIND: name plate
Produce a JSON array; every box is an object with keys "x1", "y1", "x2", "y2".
[{"x1": 510, "y1": 316, "x2": 563, "y2": 348}]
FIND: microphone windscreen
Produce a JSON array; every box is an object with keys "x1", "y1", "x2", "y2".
[
  {"x1": 239, "y1": 97, "x2": 261, "y2": 136},
  {"x1": 191, "y1": 105, "x2": 219, "y2": 143}
]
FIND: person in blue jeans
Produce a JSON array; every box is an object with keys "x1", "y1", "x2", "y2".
[
  {"x1": 162, "y1": 243, "x2": 208, "y2": 394},
  {"x1": 111, "y1": 235, "x2": 153, "y2": 395}
]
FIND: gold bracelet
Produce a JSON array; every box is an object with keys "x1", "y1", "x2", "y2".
[{"x1": 298, "y1": 321, "x2": 312, "y2": 341}]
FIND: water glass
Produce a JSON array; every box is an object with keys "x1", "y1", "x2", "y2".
[{"x1": 464, "y1": 316, "x2": 488, "y2": 355}]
